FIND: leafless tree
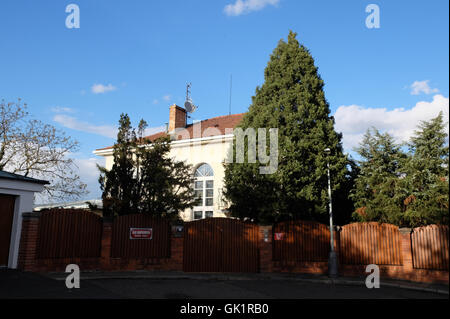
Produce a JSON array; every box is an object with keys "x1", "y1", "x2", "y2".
[{"x1": 0, "y1": 98, "x2": 87, "y2": 202}]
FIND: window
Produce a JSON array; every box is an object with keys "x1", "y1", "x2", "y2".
[
  {"x1": 194, "y1": 163, "x2": 214, "y2": 177},
  {"x1": 193, "y1": 211, "x2": 203, "y2": 220},
  {"x1": 205, "y1": 211, "x2": 213, "y2": 218},
  {"x1": 193, "y1": 164, "x2": 214, "y2": 220}
]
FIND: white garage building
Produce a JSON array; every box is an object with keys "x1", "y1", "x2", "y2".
[{"x1": 0, "y1": 171, "x2": 48, "y2": 269}]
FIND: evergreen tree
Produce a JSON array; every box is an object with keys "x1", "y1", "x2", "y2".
[
  {"x1": 135, "y1": 121, "x2": 196, "y2": 218},
  {"x1": 399, "y1": 112, "x2": 449, "y2": 226},
  {"x1": 351, "y1": 128, "x2": 406, "y2": 224},
  {"x1": 98, "y1": 114, "x2": 195, "y2": 219},
  {"x1": 98, "y1": 113, "x2": 137, "y2": 217},
  {"x1": 333, "y1": 157, "x2": 359, "y2": 225},
  {"x1": 223, "y1": 31, "x2": 349, "y2": 224}
]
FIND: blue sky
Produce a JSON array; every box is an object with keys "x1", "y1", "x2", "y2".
[{"x1": 0, "y1": 0, "x2": 448, "y2": 201}]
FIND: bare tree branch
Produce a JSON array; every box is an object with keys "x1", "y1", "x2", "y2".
[{"x1": 0, "y1": 99, "x2": 87, "y2": 202}]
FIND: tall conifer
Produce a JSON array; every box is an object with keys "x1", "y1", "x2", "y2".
[
  {"x1": 351, "y1": 128, "x2": 406, "y2": 224},
  {"x1": 224, "y1": 31, "x2": 349, "y2": 224},
  {"x1": 400, "y1": 112, "x2": 449, "y2": 226}
]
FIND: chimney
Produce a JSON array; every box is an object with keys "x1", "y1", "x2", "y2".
[{"x1": 168, "y1": 104, "x2": 186, "y2": 132}]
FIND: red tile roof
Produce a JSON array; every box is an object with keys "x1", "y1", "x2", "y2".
[{"x1": 95, "y1": 113, "x2": 245, "y2": 152}]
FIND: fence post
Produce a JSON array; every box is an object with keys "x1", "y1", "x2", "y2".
[
  {"x1": 17, "y1": 212, "x2": 41, "y2": 272},
  {"x1": 100, "y1": 217, "x2": 113, "y2": 270},
  {"x1": 259, "y1": 225, "x2": 273, "y2": 273},
  {"x1": 400, "y1": 228, "x2": 413, "y2": 271},
  {"x1": 170, "y1": 225, "x2": 184, "y2": 271}
]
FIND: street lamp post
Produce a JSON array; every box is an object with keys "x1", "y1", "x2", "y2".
[{"x1": 324, "y1": 148, "x2": 338, "y2": 278}]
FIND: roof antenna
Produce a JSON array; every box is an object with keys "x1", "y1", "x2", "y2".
[
  {"x1": 228, "y1": 74, "x2": 232, "y2": 115},
  {"x1": 184, "y1": 82, "x2": 198, "y2": 123}
]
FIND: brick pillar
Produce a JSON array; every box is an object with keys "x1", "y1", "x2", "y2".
[
  {"x1": 169, "y1": 225, "x2": 184, "y2": 271},
  {"x1": 17, "y1": 212, "x2": 41, "y2": 272},
  {"x1": 259, "y1": 225, "x2": 273, "y2": 273},
  {"x1": 400, "y1": 228, "x2": 413, "y2": 271},
  {"x1": 170, "y1": 237, "x2": 184, "y2": 271},
  {"x1": 100, "y1": 218, "x2": 113, "y2": 270}
]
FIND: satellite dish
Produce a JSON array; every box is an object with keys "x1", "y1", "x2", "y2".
[
  {"x1": 184, "y1": 83, "x2": 197, "y2": 114},
  {"x1": 184, "y1": 100, "x2": 197, "y2": 113},
  {"x1": 184, "y1": 100, "x2": 193, "y2": 112}
]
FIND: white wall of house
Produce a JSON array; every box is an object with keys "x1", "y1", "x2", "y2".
[
  {"x1": 95, "y1": 134, "x2": 234, "y2": 221},
  {"x1": 171, "y1": 134, "x2": 233, "y2": 221},
  {"x1": 0, "y1": 179, "x2": 45, "y2": 268}
]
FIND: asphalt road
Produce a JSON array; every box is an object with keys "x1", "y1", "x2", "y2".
[{"x1": 0, "y1": 270, "x2": 447, "y2": 299}]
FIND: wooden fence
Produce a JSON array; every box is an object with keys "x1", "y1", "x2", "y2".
[
  {"x1": 411, "y1": 225, "x2": 449, "y2": 270},
  {"x1": 183, "y1": 218, "x2": 259, "y2": 272},
  {"x1": 30, "y1": 209, "x2": 449, "y2": 277},
  {"x1": 37, "y1": 209, "x2": 102, "y2": 259},
  {"x1": 110, "y1": 214, "x2": 171, "y2": 258},
  {"x1": 339, "y1": 222, "x2": 402, "y2": 265},
  {"x1": 273, "y1": 220, "x2": 330, "y2": 262}
]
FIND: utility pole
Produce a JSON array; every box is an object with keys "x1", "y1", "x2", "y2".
[{"x1": 325, "y1": 147, "x2": 338, "y2": 278}]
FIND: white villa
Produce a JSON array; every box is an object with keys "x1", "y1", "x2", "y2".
[{"x1": 93, "y1": 104, "x2": 245, "y2": 221}]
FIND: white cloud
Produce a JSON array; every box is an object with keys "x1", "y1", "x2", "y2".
[
  {"x1": 51, "y1": 106, "x2": 75, "y2": 113},
  {"x1": 73, "y1": 157, "x2": 104, "y2": 199},
  {"x1": 53, "y1": 114, "x2": 166, "y2": 139},
  {"x1": 53, "y1": 114, "x2": 117, "y2": 138},
  {"x1": 152, "y1": 95, "x2": 172, "y2": 105},
  {"x1": 91, "y1": 83, "x2": 117, "y2": 94},
  {"x1": 334, "y1": 94, "x2": 449, "y2": 152},
  {"x1": 224, "y1": 0, "x2": 280, "y2": 16},
  {"x1": 410, "y1": 80, "x2": 439, "y2": 95}
]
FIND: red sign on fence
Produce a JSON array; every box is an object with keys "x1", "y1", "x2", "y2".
[
  {"x1": 130, "y1": 228, "x2": 153, "y2": 240},
  {"x1": 274, "y1": 232, "x2": 285, "y2": 240}
]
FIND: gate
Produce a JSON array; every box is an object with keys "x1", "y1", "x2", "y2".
[
  {"x1": 183, "y1": 218, "x2": 259, "y2": 272},
  {"x1": 36, "y1": 209, "x2": 103, "y2": 259},
  {"x1": 339, "y1": 222, "x2": 402, "y2": 265},
  {"x1": 273, "y1": 220, "x2": 331, "y2": 262},
  {"x1": 0, "y1": 194, "x2": 15, "y2": 266},
  {"x1": 111, "y1": 214, "x2": 171, "y2": 258},
  {"x1": 411, "y1": 225, "x2": 449, "y2": 270}
]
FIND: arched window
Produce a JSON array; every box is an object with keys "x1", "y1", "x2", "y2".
[
  {"x1": 194, "y1": 163, "x2": 214, "y2": 177},
  {"x1": 193, "y1": 164, "x2": 214, "y2": 220}
]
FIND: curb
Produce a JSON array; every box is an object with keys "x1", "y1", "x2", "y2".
[
  {"x1": 329, "y1": 279, "x2": 449, "y2": 295},
  {"x1": 43, "y1": 272, "x2": 449, "y2": 295}
]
